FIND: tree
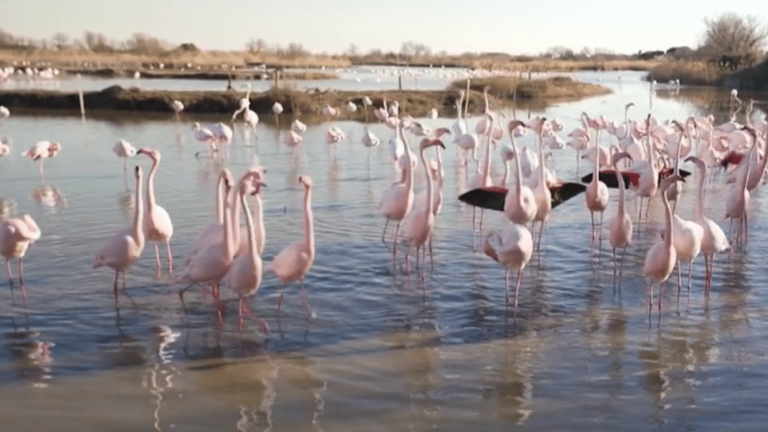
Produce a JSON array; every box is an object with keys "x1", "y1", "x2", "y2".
[
  {"x1": 52, "y1": 33, "x2": 69, "y2": 50},
  {"x1": 344, "y1": 43, "x2": 360, "y2": 57},
  {"x1": 246, "y1": 38, "x2": 268, "y2": 53},
  {"x1": 701, "y1": 13, "x2": 768, "y2": 57},
  {"x1": 126, "y1": 33, "x2": 168, "y2": 56},
  {"x1": 83, "y1": 31, "x2": 111, "y2": 52}
]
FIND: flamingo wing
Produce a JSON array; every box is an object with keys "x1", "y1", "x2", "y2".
[{"x1": 459, "y1": 183, "x2": 586, "y2": 211}]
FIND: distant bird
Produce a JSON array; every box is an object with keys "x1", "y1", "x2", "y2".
[
  {"x1": 21, "y1": 141, "x2": 61, "y2": 182},
  {"x1": 1, "y1": 214, "x2": 42, "y2": 301},
  {"x1": 112, "y1": 139, "x2": 137, "y2": 174},
  {"x1": 0, "y1": 105, "x2": 9, "y2": 119},
  {"x1": 0, "y1": 138, "x2": 10, "y2": 157},
  {"x1": 345, "y1": 101, "x2": 357, "y2": 114},
  {"x1": 171, "y1": 100, "x2": 184, "y2": 120},
  {"x1": 93, "y1": 166, "x2": 145, "y2": 309},
  {"x1": 291, "y1": 119, "x2": 307, "y2": 133},
  {"x1": 272, "y1": 102, "x2": 284, "y2": 115},
  {"x1": 231, "y1": 83, "x2": 252, "y2": 122},
  {"x1": 427, "y1": 108, "x2": 438, "y2": 119},
  {"x1": 193, "y1": 122, "x2": 217, "y2": 157}
]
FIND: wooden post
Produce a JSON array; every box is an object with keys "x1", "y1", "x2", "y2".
[{"x1": 398, "y1": 75, "x2": 402, "y2": 91}]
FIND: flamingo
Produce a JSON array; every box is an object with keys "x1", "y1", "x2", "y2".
[
  {"x1": 225, "y1": 176, "x2": 269, "y2": 333},
  {"x1": 231, "y1": 83, "x2": 252, "y2": 121},
  {"x1": 291, "y1": 119, "x2": 307, "y2": 133},
  {"x1": 504, "y1": 120, "x2": 537, "y2": 225},
  {"x1": 529, "y1": 118, "x2": 552, "y2": 248},
  {"x1": 724, "y1": 128, "x2": 756, "y2": 245},
  {"x1": 609, "y1": 151, "x2": 633, "y2": 282},
  {"x1": 136, "y1": 148, "x2": 174, "y2": 273},
  {"x1": 643, "y1": 174, "x2": 683, "y2": 311},
  {"x1": 345, "y1": 101, "x2": 357, "y2": 115},
  {"x1": 0, "y1": 105, "x2": 9, "y2": 118},
  {"x1": 171, "y1": 100, "x2": 184, "y2": 120},
  {"x1": 361, "y1": 127, "x2": 380, "y2": 162},
  {"x1": 176, "y1": 173, "x2": 236, "y2": 304},
  {"x1": 0, "y1": 138, "x2": 9, "y2": 157},
  {"x1": 403, "y1": 138, "x2": 445, "y2": 279},
  {"x1": 583, "y1": 113, "x2": 609, "y2": 242},
  {"x1": 93, "y1": 166, "x2": 145, "y2": 309},
  {"x1": 483, "y1": 222, "x2": 533, "y2": 318},
  {"x1": 188, "y1": 169, "x2": 232, "y2": 260},
  {"x1": 379, "y1": 123, "x2": 414, "y2": 260},
  {"x1": 193, "y1": 122, "x2": 217, "y2": 157},
  {"x1": 685, "y1": 156, "x2": 730, "y2": 296},
  {"x1": 1, "y1": 214, "x2": 41, "y2": 300},
  {"x1": 21, "y1": 141, "x2": 61, "y2": 182},
  {"x1": 268, "y1": 176, "x2": 316, "y2": 318},
  {"x1": 112, "y1": 139, "x2": 137, "y2": 175},
  {"x1": 467, "y1": 113, "x2": 494, "y2": 230}
]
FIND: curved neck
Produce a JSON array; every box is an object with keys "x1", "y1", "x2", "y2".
[
  {"x1": 482, "y1": 129, "x2": 493, "y2": 179},
  {"x1": 402, "y1": 129, "x2": 414, "y2": 191},
  {"x1": 674, "y1": 132, "x2": 684, "y2": 174},
  {"x1": 593, "y1": 130, "x2": 600, "y2": 178},
  {"x1": 223, "y1": 187, "x2": 234, "y2": 260},
  {"x1": 231, "y1": 183, "x2": 243, "y2": 249},
  {"x1": 511, "y1": 135, "x2": 524, "y2": 195},
  {"x1": 215, "y1": 174, "x2": 224, "y2": 225},
  {"x1": 502, "y1": 161, "x2": 510, "y2": 186},
  {"x1": 464, "y1": 80, "x2": 470, "y2": 118},
  {"x1": 303, "y1": 186, "x2": 314, "y2": 254},
  {"x1": 253, "y1": 191, "x2": 265, "y2": 255},
  {"x1": 614, "y1": 160, "x2": 626, "y2": 214},
  {"x1": 420, "y1": 146, "x2": 434, "y2": 215},
  {"x1": 695, "y1": 164, "x2": 706, "y2": 219},
  {"x1": 240, "y1": 189, "x2": 257, "y2": 258},
  {"x1": 537, "y1": 131, "x2": 546, "y2": 185},
  {"x1": 456, "y1": 97, "x2": 463, "y2": 121},
  {"x1": 623, "y1": 107, "x2": 631, "y2": 139},
  {"x1": 662, "y1": 189, "x2": 673, "y2": 249},
  {"x1": 133, "y1": 173, "x2": 144, "y2": 244},
  {"x1": 146, "y1": 157, "x2": 159, "y2": 210}
]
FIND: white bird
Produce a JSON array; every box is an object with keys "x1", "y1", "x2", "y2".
[
  {"x1": 0, "y1": 138, "x2": 11, "y2": 157},
  {"x1": 171, "y1": 100, "x2": 184, "y2": 119},
  {"x1": 483, "y1": 222, "x2": 533, "y2": 318},
  {"x1": 291, "y1": 119, "x2": 307, "y2": 133},
  {"x1": 0, "y1": 106, "x2": 9, "y2": 118},
  {"x1": 345, "y1": 101, "x2": 357, "y2": 114},
  {"x1": 112, "y1": 139, "x2": 137, "y2": 174},
  {"x1": 21, "y1": 141, "x2": 62, "y2": 182},
  {"x1": 1, "y1": 214, "x2": 41, "y2": 301},
  {"x1": 427, "y1": 108, "x2": 438, "y2": 119},
  {"x1": 272, "y1": 102, "x2": 284, "y2": 115}
]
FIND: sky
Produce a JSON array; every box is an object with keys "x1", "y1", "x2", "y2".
[{"x1": 1, "y1": 0, "x2": 766, "y2": 55}]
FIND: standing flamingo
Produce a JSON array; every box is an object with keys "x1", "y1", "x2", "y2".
[
  {"x1": 93, "y1": 166, "x2": 145, "y2": 309},
  {"x1": 379, "y1": 123, "x2": 414, "y2": 259},
  {"x1": 609, "y1": 151, "x2": 633, "y2": 282},
  {"x1": 584, "y1": 114, "x2": 609, "y2": 243},
  {"x1": 171, "y1": 100, "x2": 184, "y2": 120},
  {"x1": 188, "y1": 169, "x2": 232, "y2": 260},
  {"x1": 504, "y1": 120, "x2": 537, "y2": 225},
  {"x1": 268, "y1": 176, "x2": 316, "y2": 318},
  {"x1": 21, "y1": 141, "x2": 61, "y2": 182},
  {"x1": 225, "y1": 176, "x2": 269, "y2": 332},
  {"x1": 231, "y1": 83, "x2": 252, "y2": 121},
  {"x1": 1, "y1": 214, "x2": 41, "y2": 300},
  {"x1": 112, "y1": 139, "x2": 137, "y2": 177},
  {"x1": 136, "y1": 148, "x2": 174, "y2": 273},
  {"x1": 685, "y1": 156, "x2": 730, "y2": 295},
  {"x1": 403, "y1": 138, "x2": 445, "y2": 279},
  {"x1": 483, "y1": 222, "x2": 533, "y2": 319},
  {"x1": 643, "y1": 174, "x2": 683, "y2": 311},
  {"x1": 176, "y1": 174, "x2": 236, "y2": 304}
]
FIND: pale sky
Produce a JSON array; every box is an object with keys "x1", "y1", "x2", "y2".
[{"x1": 1, "y1": 0, "x2": 765, "y2": 55}]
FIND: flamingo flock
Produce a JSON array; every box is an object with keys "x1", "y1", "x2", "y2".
[{"x1": 1, "y1": 87, "x2": 767, "y2": 332}]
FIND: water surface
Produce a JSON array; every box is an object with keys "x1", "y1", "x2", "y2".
[{"x1": 1, "y1": 72, "x2": 767, "y2": 431}]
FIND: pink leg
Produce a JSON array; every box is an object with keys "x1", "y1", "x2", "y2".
[
  {"x1": 300, "y1": 279, "x2": 313, "y2": 318},
  {"x1": 504, "y1": 270, "x2": 510, "y2": 305},
  {"x1": 18, "y1": 259, "x2": 27, "y2": 302},
  {"x1": 392, "y1": 222, "x2": 400, "y2": 262},
  {"x1": 154, "y1": 243, "x2": 161, "y2": 270},
  {"x1": 513, "y1": 268, "x2": 523, "y2": 319},
  {"x1": 113, "y1": 271, "x2": 120, "y2": 310},
  {"x1": 5, "y1": 260, "x2": 12, "y2": 286},
  {"x1": 658, "y1": 281, "x2": 666, "y2": 310},
  {"x1": 39, "y1": 160, "x2": 45, "y2": 182},
  {"x1": 381, "y1": 219, "x2": 390, "y2": 248},
  {"x1": 166, "y1": 241, "x2": 173, "y2": 274},
  {"x1": 241, "y1": 297, "x2": 270, "y2": 333},
  {"x1": 276, "y1": 285, "x2": 284, "y2": 314}
]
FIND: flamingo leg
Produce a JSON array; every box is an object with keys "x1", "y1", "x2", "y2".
[
  {"x1": 381, "y1": 219, "x2": 389, "y2": 248},
  {"x1": 590, "y1": 212, "x2": 595, "y2": 241},
  {"x1": 300, "y1": 279, "x2": 313, "y2": 318},
  {"x1": 428, "y1": 237, "x2": 434, "y2": 272},
  {"x1": 513, "y1": 268, "x2": 523, "y2": 319},
  {"x1": 638, "y1": 197, "x2": 643, "y2": 224},
  {"x1": 504, "y1": 269, "x2": 510, "y2": 305},
  {"x1": 687, "y1": 260, "x2": 694, "y2": 294},
  {"x1": 39, "y1": 159, "x2": 45, "y2": 182},
  {"x1": 113, "y1": 271, "x2": 120, "y2": 309},
  {"x1": 166, "y1": 240, "x2": 173, "y2": 274},
  {"x1": 154, "y1": 243, "x2": 161, "y2": 270},
  {"x1": 599, "y1": 212, "x2": 604, "y2": 244},
  {"x1": 241, "y1": 296, "x2": 270, "y2": 333},
  {"x1": 178, "y1": 284, "x2": 195, "y2": 309},
  {"x1": 479, "y1": 209, "x2": 485, "y2": 231},
  {"x1": 658, "y1": 281, "x2": 666, "y2": 311},
  {"x1": 676, "y1": 261, "x2": 682, "y2": 295},
  {"x1": 18, "y1": 259, "x2": 26, "y2": 301},
  {"x1": 392, "y1": 222, "x2": 401, "y2": 262},
  {"x1": 648, "y1": 283, "x2": 654, "y2": 311},
  {"x1": 619, "y1": 247, "x2": 627, "y2": 282},
  {"x1": 6, "y1": 260, "x2": 14, "y2": 289}
]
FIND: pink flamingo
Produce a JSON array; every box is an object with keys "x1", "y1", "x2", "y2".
[
  {"x1": 1, "y1": 214, "x2": 41, "y2": 300},
  {"x1": 643, "y1": 174, "x2": 683, "y2": 311},
  {"x1": 188, "y1": 169, "x2": 232, "y2": 261},
  {"x1": 379, "y1": 123, "x2": 414, "y2": 259},
  {"x1": 225, "y1": 176, "x2": 269, "y2": 332},
  {"x1": 609, "y1": 151, "x2": 633, "y2": 282},
  {"x1": 484, "y1": 222, "x2": 533, "y2": 319},
  {"x1": 176, "y1": 173, "x2": 236, "y2": 304},
  {"x1": 267, "y1": 176, "x2": 315, "y2": 318},
  {"x1": 136, "y1": 148, "x2": 174, "y2": 273},
  {"x1": 21, "y1": 141, "x2": 61, "y2": 182},
  {"x1": 93, "y1": 166, "x2": 145, "y2": 309}
]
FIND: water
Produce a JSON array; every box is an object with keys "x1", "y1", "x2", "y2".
[
  {"x1": 1, "y1": 71, "x2": 768, "y2": 431},
  {"x1": 1, "y1": 65, "x2": 642, "y2": 93}
]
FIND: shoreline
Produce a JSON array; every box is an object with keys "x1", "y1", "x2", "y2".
[{"x1": 0, "y1": 79, "x2": 611, "y2": 121}]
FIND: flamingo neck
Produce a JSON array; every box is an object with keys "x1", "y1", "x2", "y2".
[
  {"x1": 592, "y1": 131, "x2": 600, "y2": 180},
  {"x1": 402, "y1": 129, "x2": 414, "y2": 192},
  {"x1": 464, "y1": 80, "x2": 470, "y2": 118},
  {"x1": 511, "y1": 135, "x2": 524, "y2": 195},
  {"x1": 482, "y1": 131, "x2": 493, "y2": 181},
  {"x1": 501, "y1": 161, "x2": 510, "y2": 186},
  {"x1": 146, "y1": 157, "x2": 159, "y2": 211},
  {"x1": 223, "y1": 187, "x2": 235, "y2": 260},
  {"x1": 303, "y1": 186, "x2": 315, "y2": 255},
  {"x1": 231, "y1": 182, "x2": 243, "y2": 251},
  {"x1": 253, "y1": 192, "x2": 265, "y2": 255},
  {"x1": 695, "y1": 163, "x2": 706, "y2": 220},
  {"x1": 420, "y1": 146, "x2": 434, "y2": 216},
  {"x1": 133, "y1": 172, "x2": 145, "y2": 246},
  {"x1": 240, "y1": 188, "x2": 257, "y2": 261},
  {"x1": 537, "y1": 131, "x2": 546, "y2": 186},
  {"x1": 623, "y1": 106, "x2": 631, "y2": 139},
  {"x1": 215, "y1": 174, "x2": 224, "y2": 225},
  {"x1": 662, "y1": 188, "x2": 674, "y2": 250},
  {"x1": 615, "y1": 161, "x2": 626, "y2": 214}
]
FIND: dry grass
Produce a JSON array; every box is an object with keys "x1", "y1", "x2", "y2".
[
  {"x1": 645, "y1": 61, "x2": 724, "y2": 86},
  {"x1": 450, "y1": 75, "x2": 611, "y2": 102}
]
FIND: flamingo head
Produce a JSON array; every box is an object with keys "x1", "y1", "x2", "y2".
[
  {"x1": 48, "y1": 141, "x2": 62, "y2": 156},
  {"x1": 134, "y1": 165, "x2": 143, "y2": 179},
  {"x1": 507, "y1": 120, "x2": 525, "y2": 134},
  {"x1": 136, "y1": 147, "x2": 160, "y2": 161},
  {"x1": 419, "y1": 138, "x2": 446, "y2": 151},
  {"x1": 192, "y1": 122, "x2": 200, "y2": 130},
  {"x1": 611, "y1": 151, "x2": 632, "y2": 166},
  {"x1": 299, "y1": 175, "x2": 313, "y2": 188},
  {"x1": 684, "y1": 155, "x2": 706, "y2": 171},
  {"x1": 221, "y1": 168, "x2": 234, "y2": 190}
]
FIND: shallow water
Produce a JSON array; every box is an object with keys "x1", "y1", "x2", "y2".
[
  {"x1": 1, "y1": 72, "x2": 768, "y2": 431},
  {"x1": 1, "y1": 65, "x2": 642, "y2": 93}
]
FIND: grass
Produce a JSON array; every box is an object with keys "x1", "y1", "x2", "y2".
[
  {"x1": 450, "y1": 75, "x2": 611, "y2": 102},
  {"x1": 645, "y1": 61, "x2": 724, "y2": 86}
]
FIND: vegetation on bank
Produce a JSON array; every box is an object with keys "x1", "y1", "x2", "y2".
[
  {"x1": 451, "y1": 75, "x2": 611, "y2": 103},
  {"x1": 0, "y1": 75, "x2": 612, "y2": 121}
]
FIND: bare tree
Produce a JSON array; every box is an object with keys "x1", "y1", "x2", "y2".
[
  {"x1": 701, "y1": 13, "x2": 768, "y2": 57},
  {"x1": 246, "y1": 38, "x2": 269, "y2": 53},
  {"x1": 83, "y1": 31, "x2": 112, "y2": 52},
  {"x1": 344, "y1": 43, "x2": 360, "y2": 57},
  {"x1": 52, "y1": 33, "x2": 69, "y2": 50},
  {"x1": 126, "y1": 33, "x2": 168, "y2": 56}
]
